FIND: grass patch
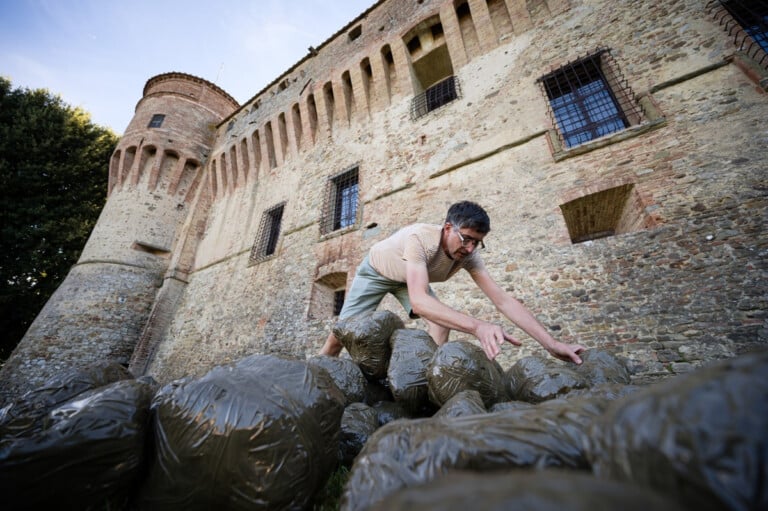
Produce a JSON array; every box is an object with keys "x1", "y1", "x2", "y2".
[{"x1": 313, "y1": 465, "x2": 350, "y2": 511}]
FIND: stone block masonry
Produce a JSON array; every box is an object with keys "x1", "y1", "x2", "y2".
[{"x1": 1, "y1": 0, "x2": 766, "y2": 401}]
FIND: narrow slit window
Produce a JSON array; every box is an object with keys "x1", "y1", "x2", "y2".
[{"x1": 250, "y1": 202, "x2": 285, "y2": 263}]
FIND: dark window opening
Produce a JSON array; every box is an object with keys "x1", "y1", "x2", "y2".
[
  {"x1": 456, "y1": 2, "x2": 471, "y2": 19},
  {"x1": 431, "y1": 23, "x2": 444, "y2": 39},
  {"x1": 720, "y1": 0, "x2": 768, "y2": 51},
  {"x1": 411, "y1": 75, "x2": 460, "y2": 119},
  {"x1": 349, "y1": 24, "x2": 363, "y2": 41},
  {"x1": 407, "y1": 36, "x2": 422, "y2": 53},
  {"x1": 321, "y1": 167, "x2": 359, "y2": 235},
  {"x1": 538, "y1": 49, "x2": 644, "y2": 149},
  {"x1": 333, "y1": 290, "x2": 346, "y2": 316},
  {"x1": 560, "y1": 183, "x2": 650, "y2": 244},
  {"x1": 148, "y1": 114, "x2": 165, "y2": 128},
  {"x1": 250, "y1": 202, "x2": 285, "y2": 263}
]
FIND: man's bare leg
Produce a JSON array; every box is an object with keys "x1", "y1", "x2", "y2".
[
  {"x1": 319, "y1": 331, "x2": 343, "y2": 356},
  {"x1": 424, "y1": 318, "x2": 450, "y2": 345}
]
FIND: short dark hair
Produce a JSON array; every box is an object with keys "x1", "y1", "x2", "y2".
[{"x1": 445, "y1": 201, "x2": 490, "y2": 233}]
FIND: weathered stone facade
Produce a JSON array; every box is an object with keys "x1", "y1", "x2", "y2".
[{"x1": 2, "y1": 0, "x2": 766, "y2": 401}]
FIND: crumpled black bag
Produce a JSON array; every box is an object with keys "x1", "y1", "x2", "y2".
[
  {"x1": 0, "y1": 377, "x2": 156, "y2": 511},
  {"x1": 307, "y1": 355, "x2": 367, "y2": 405},
  {"x1": 368, "y1": 469, "x2": 684, "y2": 511},
  {"x1": 339, "y1": 402, "x2": 380, "y2": 466},
  {"x1": 341, "y1": 391, "x2": 621, "y2": 511},
  {"x1": 504, "y1": 355, "x2": 587, "y2": 403},
  {"x1": 387, "y1": 328, "x2": 438, "y2": 414},
  {"x1": 0, "y1": 361, "x2": 134, "y2": 437},
  {"x1": 427, "y1": 341, "x2": 506, "y2": 407},
  {"x1": 433, "y1": 389, "x2": 486, "y2": 418},
  {"x1": 588, "y1": 350, "x2": 768, "y2": 511},
  {"x1": 334, "y1": 310, "x2": 404, "y2": 380},
  {"x1": 137, "y1": 354, "x2": 345, "y2": 511}
]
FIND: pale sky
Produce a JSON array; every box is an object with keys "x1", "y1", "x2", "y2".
[{"x1": 0, "y1": 0, "x2": 374, "y2": 134}]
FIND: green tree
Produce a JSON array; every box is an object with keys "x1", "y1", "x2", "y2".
[{"x1": 0, "y1": 76, "x2": 119, "y2": 360}]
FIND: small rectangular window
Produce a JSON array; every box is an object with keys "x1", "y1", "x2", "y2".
[
  {"x1": 411, "y1": 76, "x2": 460, "y2": 119},
  {"x1": 538, "y1": 49, "x2": 643, "y2": 149},
  {"x1": 320, "y1": 167, "x2": 359, "y2": 235},
  {"x1": 148, "y1": 114, "x2": 165, "y2": 128},
  {"x1": 250, "y1": 202, "x2": 285, "y2": 263}
]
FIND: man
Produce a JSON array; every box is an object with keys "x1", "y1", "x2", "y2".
[{"x1": 319, "y1": 201, "x2": 585, "y2": 363}]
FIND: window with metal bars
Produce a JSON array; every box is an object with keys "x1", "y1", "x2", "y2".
[
  {"x1": 148, "y1": 114, "x2": 165, "y2": 128},
  {"x1": 320, "y1": 167, "x2": 359, "y2": 235},
  {"x1": 538, "y1": 49, "x2": 643, "y2": 149},
  {"x1": 710, "y1": 0, "x2": 768, "y2": 64},
  {"x1": 411, "y1": 76, "x2": 460, "y2": 119},
  {"x1": 250, "y1": 202, "x2": 285, "y2": 263}
]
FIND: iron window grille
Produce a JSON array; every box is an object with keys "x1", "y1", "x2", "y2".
[
  {"x1": 320, "y1": 167, "x2": 359, "y2": 235},
  {"x1": 537, "y1": 49, "x2": 643, "y2": 149},
  {"x1": 148, "y1": 114, "x2": 165, "y2": 128},
  {"x1": 250, "y1": 202, "x2": 285, "y2": 263},
  {"x1": 708, "y1": 0, "x2": 768, "y2": 68},
  {"x1": 411, "y1": 75, "x2": 461, "y2": 120}
]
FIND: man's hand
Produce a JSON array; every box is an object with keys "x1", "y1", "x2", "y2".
[
  {"x1": 546, "y1": 341, "x2": 586, "y2": 364},
  {"x1": 474, "y1": 321, "x2": 522, "y2": 360}
]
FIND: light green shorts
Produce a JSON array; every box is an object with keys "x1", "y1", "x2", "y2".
[{"x1": 339, "y1": 255, "x2": 436, "y2": 319}]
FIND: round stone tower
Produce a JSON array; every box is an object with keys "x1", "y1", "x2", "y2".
[{"x1": 0, "y1": 73, "x2": 238, "y2": 401}]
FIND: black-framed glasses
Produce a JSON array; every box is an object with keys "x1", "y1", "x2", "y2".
[{"x1": 454, "y1": 226, "x2": 485, "y2": 249}]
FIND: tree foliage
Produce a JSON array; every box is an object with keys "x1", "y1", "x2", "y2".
[{"x1": 0, "y1": 76, "x2": 119, "y2": 360}]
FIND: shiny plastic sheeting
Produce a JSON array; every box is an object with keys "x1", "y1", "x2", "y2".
[
  {"x1": 138, "y1": 354, "x2": 345, "y2": 511},
  {"x1": 433, "y1": 389, "x2": 486, "y2": 418},
  {"x1": 334, "y1": 310, "x2": 404, "y2": 381},
  {"x1": 588, "y1": 350, "x2": 768, "y2": 511},
  {"x1": 387, "y1": 328, "x2": 438, "y2": 414},
  {"x1": 369, "y1": 470, "x2": 684, "y2": 511},
  {"x1": 427, "y1": 341, "x2": 506, "y2": 407},
  {"x1": 307, "y1": 355, "x2": 367, "y2": 405},
  {"x1": 0, "y1": 378, "x2": 156, "y2": 511},
  {"x1": 0, "y1": 361, "x2": 133, "y2": 437},
  {"x1": 504, "y1": 355, "x2": 587, "y2": 403},
  {"x1": 341, "y1": 392, "x2": 620, "y2": 511},
  {"x1": 340, "y1": 402, "x2": 379, "y2": 466}
]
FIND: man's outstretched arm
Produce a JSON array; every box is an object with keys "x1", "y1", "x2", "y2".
[
  {"x1": 471, "y1": 268, "x2": 585, "y2": 364},
  {"x1": 405, "y1": 261, "x2": 521, "y2": 360}
]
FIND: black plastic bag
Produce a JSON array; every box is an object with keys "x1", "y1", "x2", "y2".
[
  {"x1": 339, "y1": 402, "x2": 379, "y2": 466},
  {"x1": 588, "y1": 350, "x2": 768, "y2": 511},
  {"x1": 307, "y1": 355, "x2": 367, "y2": 405},
  {"x1": 137, "y1": 354, "x2": 345, "y2": 511},
  {"x1": 504, "y1": 355, "x2": 587, "y2": 403},
  {"x1": 433, "y1": 389, "x2": 486, "y2": 418},
  {"x1": 341, "y1": 392, "x2": 619, "y2": 511},
  {"x1": 334, "y1": 310, "x2": 404, "y2": 380},
  {"x1": 369, "y1": 469, "x2": 684, "y2": 511},
  {"x1": 0, "y1": 378, "x2": 156, "y2": 511},
  {"x1": 0, "y1": 361, "x2": 133, "y2": 438},
  {"x1": 387, "y1": 328, "x2": 438, "y2": 414},
  {"x1": 427, "y1": 341, "x2": 506, "y2": 407}
]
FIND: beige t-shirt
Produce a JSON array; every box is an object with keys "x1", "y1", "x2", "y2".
[{"x1": 368, "y1": 223, "x2": 484, "y2": 283}]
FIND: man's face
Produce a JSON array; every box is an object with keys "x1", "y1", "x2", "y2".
[{"x1": 444, "y1": 223, "x2": 486, "y2": 260}]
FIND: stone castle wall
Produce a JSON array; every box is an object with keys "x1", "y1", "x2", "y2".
[
  {"x1": 1, "y1": 0, "x2": 766, "y2": 400},
  {"x1": 144, "y1": 0, "x2": 768, "y2": 382}
]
